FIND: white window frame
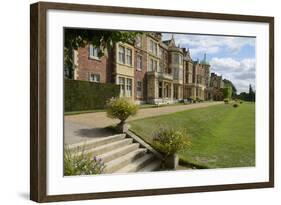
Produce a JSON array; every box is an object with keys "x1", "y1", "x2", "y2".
[
  {"x1": 89, "y1": 73, "x2": 100, "y2": 83},
  {"x1": 126, "y1": 78, "x2": 132, "y2": 97},
  {"x1": 149, "y1": 58, "x2": 158, "y2": 72},
  {"x1": 89, "y1": 44, "x2": 101, "y2": 60},
  {"x1": 149, "y1": 39, "x2": 158, "y2": 56},
  {"x1": 118, "y1": 77, "x2": 125, "y2": 97},
  {"x1": 126, "y1": 48, "x2": 132, "y2": 66},
  {"x1": 136, "y1": 81, "x2": 142, "y2": 98},
  {"x1": 118, "y1": 45, "x2": 125, "y2": 64}
]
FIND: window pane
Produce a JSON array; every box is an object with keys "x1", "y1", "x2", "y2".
[
  {"x1": 126, "y1": 78, "x2": 132, "y2": 97},
  {"x1": 118, "y1": 46, "x2": 125, "y2": 64},
  {"x1": 137, "y1": 55, "x2": 142, "y2": 70},
  {"x1": 149, "y1": 59, "x2": 153, "y2": 71},
  {"x1": 118, "y1": 77, "x2": 125, "y2": 97},
  {"x1": 126, "y1": 48, "x2": 132, "y2": 65}
]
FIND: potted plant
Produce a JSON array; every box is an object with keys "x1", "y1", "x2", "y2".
[
  {"x1": 106, "y1": 97, "x2": 138, "y2": 132},
  {"x1": 152, "y1": 128, "x2": 191, "y2": 169}
]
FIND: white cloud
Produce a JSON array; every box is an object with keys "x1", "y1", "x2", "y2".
[
  {"x1": 162, "y1": 33, "x2": 255, "y2": 58},
  {"x1": 209, "y1": 57, "x2": 255, "y2": 93},
  {"x1": 162, "y1": 33, "x2": 256, "y2": 93}
]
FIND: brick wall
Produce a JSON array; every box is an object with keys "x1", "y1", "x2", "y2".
[
  {"x1": 134, "y1": 35, "x2": 148, "y2": 102},
  {"x1": 76, "y1": 45, "x2": 108, "y2": 83}
]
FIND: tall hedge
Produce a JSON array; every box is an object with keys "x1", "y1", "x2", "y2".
[{"x1": 64, "y1": 79, "x2": 120, "y2": 112}]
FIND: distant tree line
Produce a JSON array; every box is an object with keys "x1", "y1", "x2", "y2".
[{"x1": 237, "y1": 84, "x2": 255, "y2": 102}]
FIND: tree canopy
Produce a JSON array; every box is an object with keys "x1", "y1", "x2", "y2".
[
  {"x1": 64, "y1": 29, "x2": 141, "y2": 79},
  {"x1": 223, "y1": 79, "x2": 237, "y2": 97}
]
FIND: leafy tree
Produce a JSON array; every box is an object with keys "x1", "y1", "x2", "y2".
[
  {"x1": 64, "y1": 29, "x2": 141, "y2": 79},
  {"x1": 223, "y1": 79, "x2": 237, "y2": 97},
  {"x1": 223, "y1": 84, "x2": 232, "y2": 100}
]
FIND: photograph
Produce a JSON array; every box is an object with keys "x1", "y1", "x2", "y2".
[{"x1": 63, "y1": 29, "x2": 256, "y2": 176}]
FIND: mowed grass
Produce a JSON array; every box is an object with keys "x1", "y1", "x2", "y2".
[{"x1": 129, "y1": 102, "x2": 255, "y2": 169}]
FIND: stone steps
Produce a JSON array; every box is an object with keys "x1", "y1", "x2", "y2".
[
  {"x1": 83, "y1": 138, "x2": 133, "y2": 156},
  {"x1": 115, "y1": 153, "x2": 155, "y2": 173},
  {"x1": 104, "y1": 148, "x2": 147, "y2": 173},
  {"x1": 68, "y1": 133, "x2": 162, "y2": 174},
  {"x1": 68, "y1": 134, "x2": 126, "y2": 151},
  {"x1": 97, "y1": 143, "x2": 140, "y2": 163},
  {"x1": 139, "y1": 160, "x2": 162, "y2": 172}
]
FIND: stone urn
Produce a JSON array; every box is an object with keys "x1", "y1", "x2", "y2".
[
  {"x1": 165, "y1": 154, "x2": 179, "y2": 169},
  {"x1": 117, "y1": 122, "x2": 130, "y2": 133}
]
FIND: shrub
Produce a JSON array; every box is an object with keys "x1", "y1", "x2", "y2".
[
  {"x1": 239, "y1": 101, "x2": 243, "y2": 104},
  {"x1": 233, "y1": 103, "x2": 239, "y2": 108},
  {"x1": 152, "y1": 128, "x2": 191, "y2": 157},
  {"x1": 64, "y1": 79, "x2": 119, "y2": 112},
  {"x1": 106, "y1": 97, "x2": 138, "y2": 125},
  {"x1": 64, "y1": 146, "x2": 105, "y2": 176},
  {"x1": 224, "y1": 98, "x2": 229, "y2": 104},
  {"x1": 196, "y1": 97, "x2": 203, "y2": 103}
]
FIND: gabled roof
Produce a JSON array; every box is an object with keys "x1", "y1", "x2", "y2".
[{"x1": 162, "y1": 34, "x2": 176, "y2": 48}]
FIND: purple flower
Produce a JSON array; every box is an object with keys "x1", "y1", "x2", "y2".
[{"x1": 93, "y1": 156, "x2": 97, "y2": 162}]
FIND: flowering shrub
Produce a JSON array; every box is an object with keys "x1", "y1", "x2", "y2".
[
  {"x1": 64, "y1": 146, "x2": 105, "y2": 176},
  {"x1": 152, "y1": 128, "x2": 191, "y2": 157},
  {"x1": 106, "y1": 97, "x2": 138, "y2": 125}
]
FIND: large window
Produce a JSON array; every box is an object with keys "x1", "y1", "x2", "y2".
[
  {"x1": 89, "y1": 44, "x2": 100, "y2": 59},
  {"x1": 118, "y1": 45, "x2": 132, "y2": 66},
  {"x1": 136, "y1": 55, "x2": 142, "y2": 71},
  {"x1": 126, "y1": 48, "x2": 132, "y2": 66},
  {"x1": 137, "y1": 81, "x2": 142, "y2": 98},
  {"x1": 118, "y1": 77, "x2": 133, "y2": 97},
  {"x1": 149, "y1": 58, "x2": 158, "y2": 71},
  {"x1": 172, "y1": 54, "x2": 183, "y2": 65},
  {"x1": 89, "y1": 73, "x2": 100, "y2": 83},
  {"x1": 173, "y1": 68, "x2": 179, "y2": 79},
  {"x1": 149, "y1": 39, "x2": 157, "y2": 55},
  {"x1": 118, "y1": 45, "x2": 125, "y2": 64}
]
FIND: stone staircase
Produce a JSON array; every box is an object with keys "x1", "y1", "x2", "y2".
[{"x1": 68, "y1": 133, "x2": 162, "y2": 174}]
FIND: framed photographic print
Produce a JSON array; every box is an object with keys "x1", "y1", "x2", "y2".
[{"x1": 30, "y1": 1, "x2": 274, "y2": 202}]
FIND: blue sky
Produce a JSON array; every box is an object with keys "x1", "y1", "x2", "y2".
[{"x1": 162, "y1": 33, "x2": 256, "y2": 93}]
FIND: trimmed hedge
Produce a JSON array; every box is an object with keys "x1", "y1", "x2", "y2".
[{"x1": 64, "y1": 79, "x2": 120, "y2": 112}]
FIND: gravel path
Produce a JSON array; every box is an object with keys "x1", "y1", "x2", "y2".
[{"x1": 64, "y1": 101, "x2": 223, "y2": 144}]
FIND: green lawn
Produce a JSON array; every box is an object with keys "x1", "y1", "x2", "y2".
[{"x1": 129, "y1": 102, "x2": 255, "y2": 169}]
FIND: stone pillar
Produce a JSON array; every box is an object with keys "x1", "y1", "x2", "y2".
[
  {"x1": 162, "y1": 81, "x2": 164, "y2": 100},
  {"x1": 171, "y1": 83, "x2": 174, "y2": 102}
]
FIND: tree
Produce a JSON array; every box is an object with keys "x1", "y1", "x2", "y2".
[
  {"x1": 248, "y1": 84, "x2": 255, "y2": 101},
  {"x1": 223, "y1": 84, "x2": 232, "y2": 100},
  {"x1": 64, "y1": 29, "x2": 142, "y2": 79},
  {"x1": 223, "y1": 79, "x2": 237, "y2": 97},
  {"x1": 237, "y1": 84, "x2": 255, "y2": 102}
]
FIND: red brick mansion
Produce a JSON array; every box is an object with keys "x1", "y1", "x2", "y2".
[{"x1": 65, "y1": 32, "x2": 225, "y2": 104}]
